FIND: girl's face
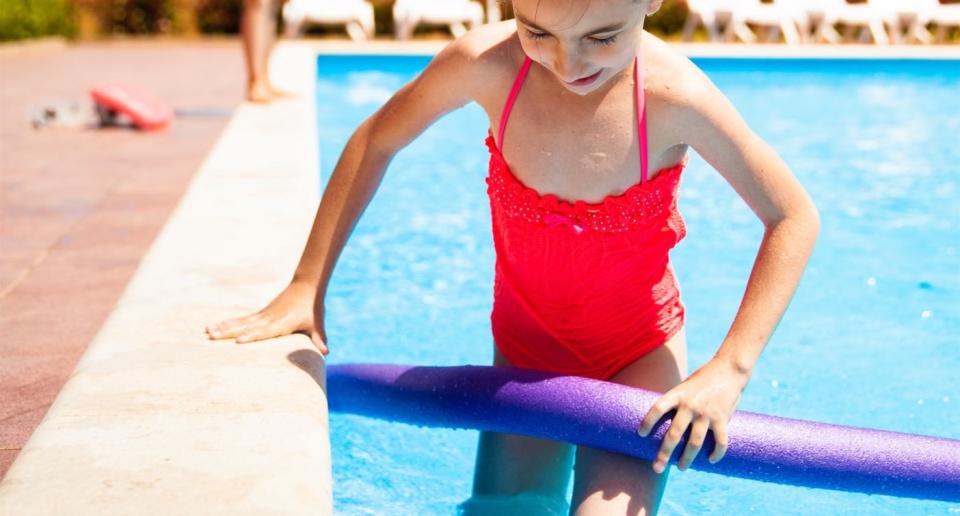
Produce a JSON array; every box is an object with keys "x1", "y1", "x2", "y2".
[{"x1": 511, "y1": 0, "x2": 659, "y2": 96}]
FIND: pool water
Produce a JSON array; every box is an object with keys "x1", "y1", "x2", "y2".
[{"x1": 315, "y1": 54, "x2": 959, "y2": 515}]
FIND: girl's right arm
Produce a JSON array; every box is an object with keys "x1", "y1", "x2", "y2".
[{"x1": 205, "y1": 34, "x2": 490, "y2": 353}]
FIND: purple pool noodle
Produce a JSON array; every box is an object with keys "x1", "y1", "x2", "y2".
[{"x1": 326, "y1": 363, "x2": 960, "y2": 502}]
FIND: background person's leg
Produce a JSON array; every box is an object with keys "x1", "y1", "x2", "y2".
[{"x1": 242, "y1": 0, "x2": 276, "y2": 102}]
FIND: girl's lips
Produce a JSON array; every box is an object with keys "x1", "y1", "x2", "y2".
[{"x1": 566, "y1": 70, "x2": 602, "y2": 87}]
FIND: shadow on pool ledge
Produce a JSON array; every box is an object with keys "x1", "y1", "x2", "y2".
[{"x1": 287, "y1": 348, "x2": 329, "y2": 398}]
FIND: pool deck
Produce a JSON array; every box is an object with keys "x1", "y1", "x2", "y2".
[
  {"x1": 0, "y1": 39, "x2": 245, "y2": 477},
  {"x1": 0, "y1": 39, "x2": 330, "y2": 513},
  {"x1": 0, "y1": 36, "x2": 957, "y2": 513}
]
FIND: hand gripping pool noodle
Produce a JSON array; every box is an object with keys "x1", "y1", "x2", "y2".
[{"x1": 326, "y1": 363, "x2": 960, "y2": 502}]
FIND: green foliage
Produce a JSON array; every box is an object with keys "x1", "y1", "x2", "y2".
[
  {"x1": 648, "y1": 0, "x2": 688, "y2": 37},
  {"x1": 94, "y1": 0, "x2": 175, "y2": 34},
  {"x1": 196, "y1": 0, "x2": 242, "y2": 34},
  {"x1": 0, "y1": 0, "x2": 75, "y2": 41}
]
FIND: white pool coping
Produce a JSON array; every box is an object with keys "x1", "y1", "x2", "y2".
[
  {"x1": 0, "y1": 37, "x2": 956, "y2": 514},
  {"x1": 297, "y1": 37, "x2": 960, "y2": 59},
  {"x1": 0, "y1": 43, "x2": 331, "y2": 514}
]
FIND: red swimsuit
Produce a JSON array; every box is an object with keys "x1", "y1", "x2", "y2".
[{"x1": 485, "y1": 51, "x2": 688, "y2": 381}]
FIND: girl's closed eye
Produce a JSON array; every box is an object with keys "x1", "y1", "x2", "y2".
[
  {"x1": 524, "y1": 29, "x2": 618, "y2": 47},
  {"x1": 525, "y1": 29, "x2": 548, "y2": 41},
  {"x1": 590, "y1": 34, "x2": 618, "y2": 46}
]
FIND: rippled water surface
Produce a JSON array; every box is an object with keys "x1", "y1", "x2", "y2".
[{"x1": 316, "y1": 55, "x2": 959, "y2": 515}]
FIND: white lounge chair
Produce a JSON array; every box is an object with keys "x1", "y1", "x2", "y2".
[
  {"x1": 282, "y1": 0, "x2": 375, "y2": 41},
  {"x1": 834, "y1": 0, "x2": 891, "y2": 44},
  {"x1": 684, "y1": 0, "x2": 802, "y2": 44},
  {"x1": 682, "y1": 0, "x2": 736, "y2": 42},
  {"x1": 870, "y1": 0, "x2": 932, "y2": 44},
  {"x1": 781, "y1": 0, "x2": 890, "y2": 44},
  {"x1": 392, "y1": 0, "x2": 485, "y2": 40},
  {"x1": 728, "y1": 0, "x2": 803, "y2": 45}
]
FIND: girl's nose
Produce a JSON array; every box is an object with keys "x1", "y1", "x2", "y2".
[{"x1": 552, "y1": 45, "x2": 583, "y2": 83}]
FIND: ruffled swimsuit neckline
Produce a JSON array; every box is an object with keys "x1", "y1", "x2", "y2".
[{"x1": 485, "y1": 130, "x2": 686, "y2": 211}]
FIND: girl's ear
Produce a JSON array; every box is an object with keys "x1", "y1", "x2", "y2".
[{"x1": 647, "y1": 0, "x2": 663, "y2": 16}]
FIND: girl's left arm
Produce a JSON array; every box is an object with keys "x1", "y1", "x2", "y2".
[{"x1": 636, "y1": 62, "x2": 821, "y2": 474}]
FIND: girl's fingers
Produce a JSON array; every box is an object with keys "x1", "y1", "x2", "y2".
[
  {"x1": 709, "y1": 421, "x2": 730, "y2": 464},
  {"x1": 234, "y1": 321, "x2": 279, "y2": 343},
  {"x1": 637, "y1": 392, "x2": 678, "y2": 437},
  {"x1": 653, "y1": 407, "x2": 692, "y2": 474},
  {"x1": 677, "y1": 416, "x2": 710, "y2": 471},
  {"x1": 215, "y1": 319, "x2": 261, "y2": 340},
  {"x1": 206, "y1": 313, "x2": 261, "y2": 338},
  {"x1": 310, "y1": 332, "x2": 329, "y2": 355}
]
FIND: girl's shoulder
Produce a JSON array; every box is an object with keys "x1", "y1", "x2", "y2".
[
  {"x1": 642, "y1": 34, "x2": 712, "y2": 112},
  {"x1": 641, "y1": 33, "x2": 731, "y2": 145},
  {"x1": 430, "y1": 21, "x2": 528, "y2": 109}
]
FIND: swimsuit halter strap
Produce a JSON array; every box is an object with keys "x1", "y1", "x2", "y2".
[
  {"x1": 498, "y1": 56, "x2": 533, "y2": 148},
  {"x1": 497, "y1": 49, "x2": 648, "y2": 185},
  {"x1": 635, "y1": 49, "x2": 649, "y2": 185}
]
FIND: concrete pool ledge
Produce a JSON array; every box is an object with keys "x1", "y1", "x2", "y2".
[
  {"x1": 0, "y1": 42, "x2": 332, "y2": 514},
  {"x1": 294, "y1": 38, "x2": 960, "y2": 59}
]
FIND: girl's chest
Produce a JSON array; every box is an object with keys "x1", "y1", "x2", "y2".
[
  {"x1": 489, "y1": 83, "x2": 684, "y2": 204},
  {"x1": 502, "y1": 97, "x2": 636, "y2": 201}
]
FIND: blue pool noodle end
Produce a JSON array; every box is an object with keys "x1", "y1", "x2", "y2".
[{"x1": 326, "y1": 363, "x2": 960, "y2": 502}]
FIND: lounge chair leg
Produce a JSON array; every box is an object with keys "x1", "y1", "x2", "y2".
[
  {"x1": 345, "y1": 21, "x2": 366, "y2": 41},
  {"x1": 732, "y1": 21, "x2": 756, "y2": 43},
  {"x1": 820, "y1": 23, "x2": 842, "y2": 44},
  {"x1": 449, "y1": 22, "x2": 467, "y2": 38},
  {"x1": 886, "y1": 19, "x2": 903, "y2": 44},
  {"x1": 781, "y1": 21, "x2": 800, "y2": 45},
  {"x1": 870, "y1": 20, "x2": 890, "y2": 44},
  {"x1": 910, "y1": 22, "x2": 933, "y2": 44}
]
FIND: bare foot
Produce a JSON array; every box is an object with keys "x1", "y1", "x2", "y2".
[
  {"x1": 246, "y1": 83, "x2": 298, "y2": 104},
  {"x1": 269, "y1": 84, "x2": 299, "y2": 100},
  {"x1": 246, "y1": 82, "x2": 274, "y2": 104}
]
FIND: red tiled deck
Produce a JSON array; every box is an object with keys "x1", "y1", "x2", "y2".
[{"x1": 0, "y1": 39, "x2": 243, "y2": 479}]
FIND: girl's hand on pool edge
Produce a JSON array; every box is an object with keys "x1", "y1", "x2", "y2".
[
  {"x1": 636, "y1": 357, "x2": 750, "y2": 473},
  {"x1": 204, "y1": 281, "x2": 329, "y2": 355}
]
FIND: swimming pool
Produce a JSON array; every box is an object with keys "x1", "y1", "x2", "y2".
[{"x1": 315, "y1": 54, "x2": 959, "y2": 514}]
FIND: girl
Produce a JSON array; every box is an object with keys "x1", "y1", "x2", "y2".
[{"x1": 207, "y1": 0, "x2": 820, "y2": 513}]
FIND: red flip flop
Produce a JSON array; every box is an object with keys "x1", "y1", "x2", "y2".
[{"x1": 90, "y1": 83, "x2": 174, "y2": 131}]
